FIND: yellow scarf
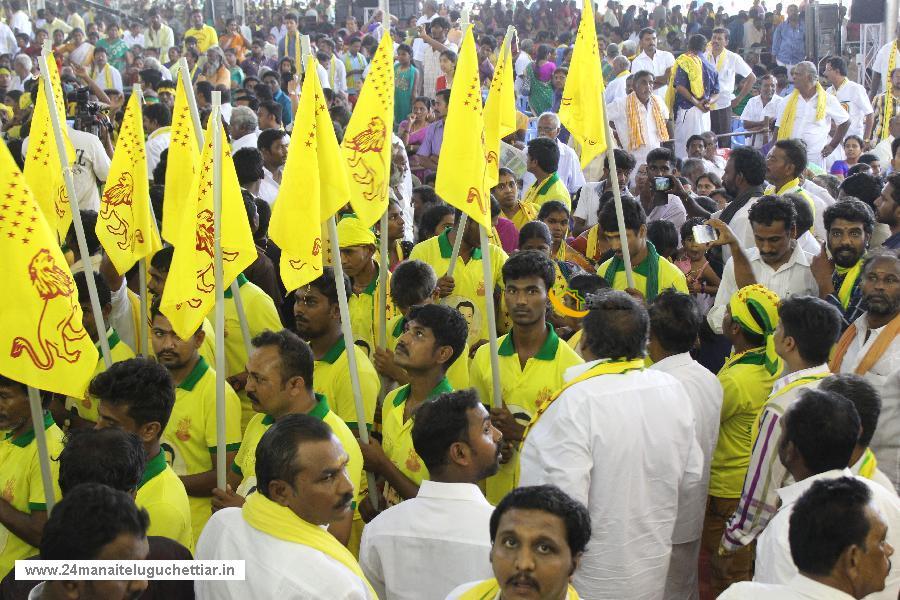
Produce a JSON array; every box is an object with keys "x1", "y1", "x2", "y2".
[
  {"x1": 293, "y1": 31, "x2": 302, "y2": 69},
  {"x1": 765, "y1": 178, "x2": 816, "y2": 231},
  {"x1": 665, "y1": 53, "x2": 704, "y2": 110},
  {"x1": 93, "y1": 63, "x2": 113, "y2": 88},
  {"x1": 705, "y1": 44, "x2": 726, "y2": 71},
  {"x1": 616, "y1": 69, "x2": 631, "y2": 79},
  {"x1": 777, "y1": 83, "x2": 827, "y2": 140},
  {"x1": 454, "y1": 578, "x2": 580, "y2": 599},
  {"x1": 767, "y1": 372, "x2": 830, "y2": 405},
  {"x1": 859, "y1": 447, "x2": 878, "y2": 479},
  {"x1": 836, "y1": 260, "x2": 863, "y2": 310},
  {"x1": 242, "y1": 493, "x2": 376, "y2": 597},
  {"x1": 626, "y1": 92, "x2": 670, "y2": 150},
  {"x1": 881, "y1": 40, "x2": 900, "y2": 140}
]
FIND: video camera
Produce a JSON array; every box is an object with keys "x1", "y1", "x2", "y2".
[{"x1": 69, "y1": 87, "x2": 109, "y2": 137}]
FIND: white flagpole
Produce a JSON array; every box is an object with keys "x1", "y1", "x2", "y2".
[
  {"x1": 38, "y1": 44, "x2": 111, "y2": 368},
  {"x1": 26, "y1": 387, "x2": 55, "y2": 511},
  {"x1": 478, "y1": 226, "x2": 502, "y2": 408},
  {"x1": 211, "y1": 92, "x2": 227, "y2": 490},
  {"x1": 602, "y1": 107, "x2": 635, "y2": 288},
  {"x1": 377, "y1": 0, "x2": 390, "y2": 352},
  {"x1": 133, "y1": 83, "x2": 150, "y2": 357}
]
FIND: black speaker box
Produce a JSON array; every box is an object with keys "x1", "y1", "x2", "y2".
[{"x1": 850, "y1": 0, "x2": 886, "y2": 24}]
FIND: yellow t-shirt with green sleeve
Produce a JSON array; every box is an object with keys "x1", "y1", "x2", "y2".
[
  {"x1": 65, "y1": 329, "x2": 136, "y2": 423},
  {"x1": 708, "y1": 348, "x2": 781, "y2": 498},
  {"x1": 380, "y1": 378, "x2": 454, "y2": 506},
  {"x1": 224, "y1": 274, "x2": 284, "y2": 430},
  {"x1": 522, "y1": 172, "x2": 572, "y2": 210},
  {"x1": 598, "y1": 243, "x2": 689, "y2": 300},
  {"x1": 349, "y1": 265, "x2": 396, "y2": 361},
  {"x1": 0, "y1": 412, "x2": 64, "y2": 578},
  {"x1": 408, "y1": 229, "x2": 508, "y2": 346},
  {"x1": 470, "y1": 325, "x2": 583, "y2": 504},
  {"x1": 387, "y1": 315, "x2": 470, "y2": 390},
  {"x1": 135, "y1": 450, "x2": 193, "y2": 551},
  {"x1": 508, "y1": 201, "x2": 538, "y2": 231},
  {"x1": 161, "y1": 357, "x2": 243, "y2": 544},
  {"x1": 313, "y1": 336, "x2": 381, "y2": 431}
]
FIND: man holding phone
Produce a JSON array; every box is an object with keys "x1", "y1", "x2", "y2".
[{"x1": 640, "y1": 147, "x2": 688, "y2": 230}]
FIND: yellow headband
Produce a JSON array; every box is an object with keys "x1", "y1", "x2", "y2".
[
  {"x1": 729, "y1": 284, "x2": 781, "y2": 374},
  {"x1": 336, "y1": 214, "x2": 376, "y2": 248}
]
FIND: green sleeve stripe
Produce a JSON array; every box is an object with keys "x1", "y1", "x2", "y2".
[
  {"x1": 344, "y1": 422, "x2": 373, "y2": 432},
  {"x1": 209, "y1": 443, "x2": 243, "y2": 453},
  {"x1": 231, "y1": 463, "x2": 243, "y2": 475},
  {"x1": 351, "y1": 501, "x2": 357, "y2": 510},
  {"x1": 28, "y1": 502, "x2": 47, "y2": 511}
]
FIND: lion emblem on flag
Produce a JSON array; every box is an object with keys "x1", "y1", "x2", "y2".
[
  {"x1": 100, "y1": 172, "x2": 145, "y2": 250},
  {"x1": 194, "y1": 209, "x2": 239, "y2": 293},
  {"x1": 344, "y1": 116, "x2": 388, "y2": 201}
]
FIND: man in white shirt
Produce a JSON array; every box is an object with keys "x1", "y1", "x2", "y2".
[
  {"x1": 123, "y1": 21, "x2": 145, "y2": 49},
  {"x1": 520, "y1": 290, "x2": 703, "y2": 600},
  {"x1": 751, "y1": 391, "x2": 900, "y2": 600},
  {"x1": 708, "y1": 196, "x2": 819, "y2": 333},
  {"x1": 604, "y1": 55, "x2": 631, "y2": 104},
  {"x1": 641, "y1": 147, "x2": 688, "y2": 230},
  {"x1": 742, "y1": 74, "x2": 778, "y2": 149},
  {"x1": 648, "y1": 291, "x2": 723, "y2": 600},
  {"x1": 145, "y1": 9, "x2": 175, "y2": 57},
  {"x1": 825, "y1": 56, "x2": 873, "y2": 142},
  {"x1": 228, "y1": 106, "x2": 260, "y2": 153},
  {"x1": 196, "y1": 414, "x2": 375, "y2": 599},
  {"x1": 607, "y1": 70, "x2": 670, "y2": 170},
  {"x1": 774, "y1": 62, "x2": 849, "y2": 169},
  {"x1": 704, "y1": 27, "x2": 756, "y2": 147},
  {"x1": 514, "y1": 38, "x2": 533, "y2": 80},
  {"x1": 143, "y1": 103, "x2": 170, "y2": 180},
  {"x1": 256, "y1": 129, "x2": 288, "y2": 206},
  {"x1": 521, "y1": 112, "x2": 585, "y2": 196},
  {"x1": 416, "y1": 16, "x2": 456, "y2": 98},
  {"x1": 360, "y1": 389, "x2": 501, "y2": 600},
  {"x1": 0, "y1": 20, "x2": 16, "y2": 56},
  {"x1": 870, "y1": 37, "x2": 900, "y2": 96},
  {"x1": 573, "y1": 149, "x2": 635, "y2": 234},
  {"x1": 631, "y1": 27, "x2": 675, "y2": 100},
  {"x1": 90, "y1": 46, "x2": 123, "y2": 93},
  {"x1": 317, "y1": 37, "x2": 348, "y2": 99},
  {"x1": 7, "y1": 0, "x2": 31, "y2": 37}
]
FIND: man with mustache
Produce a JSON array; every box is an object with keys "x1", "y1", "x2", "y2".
[
  {"x1": 149, "y1": 297, "x2": 242, "y2": 546},
  {"x1": 360, "y1": 389, "x2": 503, "y2": 599},
  {"x1": 357, "y1": 304, "x2": 467, "y2": 509},
  {"x1": 832, "y1": 252, "x2": 900, "y2": 492},
  {"x1": 210, "y1": 328, "x2": 362, "y2": 546},
  {"x1": 810, "y1": 199, "x2": 876, "y2": 331},
  {"x1": 197, "y1": 415, "x2": 375, "y2": 598},
  {"x1": 448, "y1": 484, "x2": 590, "y2": 599}
]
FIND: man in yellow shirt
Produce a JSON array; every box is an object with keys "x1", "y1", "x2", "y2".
[
  {"x1": 373, "y1": 260, "x2": 470, "y2": 390},
  {"x1": 493, "y1": 167, "x2": 537, "y2": 233},
  {"x1": 294, "y1": 268, "x2": 381, "y2": 431},
  {"x1": 359, "y1": 304, "x2": 468, "y2": 511},
  {"x1": 471, "y1": 251, "x2": 583, "y2": 504},
  {"x1": 0, "y1": 375, "x2": 64, "y2": 578},
  {"x1": 92, "y1": 358, "x2": 194, "y2": 551},
  {"x1": 183, "y1": 8, "x2": 218, "y2": 53},
  {"x1": 521, "y1": 137, "x2": 572, "y2": 210},
  {"x1": 597, "y1": 195, "x2": 689, "y2": 300},
  {"x1": 62, "y1": 272, "x2": 136, "y2": 427},
  {"x1": 409, "y1": 210, "x2": 508, "y2": 346},
  {"x1": 150, "y1": 298, "x2": 242, "y2": 545}
]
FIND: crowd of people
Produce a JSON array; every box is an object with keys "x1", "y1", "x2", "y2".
[{"x1": 1, "y1": 0, "x2": 900, "y2": 598}]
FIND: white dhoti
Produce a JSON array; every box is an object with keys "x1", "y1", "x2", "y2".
[
  {"x1": 663, "y1": 539, "x2": 700, "y2": 600},
  {"x1": 674, "y1": 106, "x2": 711, "y2": 159}
]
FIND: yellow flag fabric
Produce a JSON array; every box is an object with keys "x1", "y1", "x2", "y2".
[
  {"x1": 162, "y1": 66, "x2": 201, "y2": 244},
  {"x1": 159, "y1": 113, "x2": 256, "y2": 340},
  {"x1": 342, "y1": 32, "x2": 394, "y2": 228},
  {"x1": 97, "y1": 92, "x2": 162, "y2": 274},
  {"x1": 558, "y1": 0, "x2": 608, "y2": 168},
  {"x1": 0, "y1": 139, "x2": 98, "y2": 397},
  {"x1": 24, "y1": 57, "x2": 76, "y2": 240},
  {"x1": 270, "y1": 56, "x2": 350, "y2": 292},
  {"x1": 483, "y1": 32, "x2": 518, "y2": 190},
  {"x1": 435, "y1": 27, "x2": 490, "y2": 229}
]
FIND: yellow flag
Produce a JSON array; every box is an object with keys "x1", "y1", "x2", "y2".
[
  {"x1": 270, "y1": 56, "x2": 350, "y2": 292},
  {"x1": 483, "y1": 31, "x2": 518, "y2": 189},
  {"x1": 435, "y1": 27, "x2": 490, "y2": 229},
  {"x1": 96, "y1": 92, "x2": 163, "y2": 274},
  {"x1": 0, "y1": 139, "x2": 98, "y2": 397},
  {"x1": 162, "y1": 66, "x2": 200, "y2": 244},
  {"x1": 159, "y1": 113, "x2": 256, "y2": 340},
  {"x1": 24, "y1": 57, "x2": 76, "y2": 240},
  {"x1": 559, "y1": 0, "x2": 607, "y2": 168},
  {"x1": 342, "y1": 32, "x2": 394, "y2": 228}
]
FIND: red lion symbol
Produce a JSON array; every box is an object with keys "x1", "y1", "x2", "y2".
[
  {"x1": 100, "y1": 172, "x2": 145, "y2": 250},
  {"x1": 55, "y1": 185, "x2": 68, "y2": 219},
  {"x1": 466, "y1": 187, "x2": 485, "y2": 214},
  {"x1": 194, "y1": 209, "x2": 239, "y2": 293},
  {"x1": 344, "y1": 116, "x2": 387, "y2": 201},
  {"x1": 10, "y1": 249, "x2": 89, "y2": 369}
]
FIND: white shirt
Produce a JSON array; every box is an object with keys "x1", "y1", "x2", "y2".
[
  {"x1": 708, "y1": 244, "x2": 819, "y2": 334},
  {"x1": 741, "y1": 95, "x2": 774, "y2": 148},
  {"x1": 90, "y1": 63, "x2": 124, "y2": 92},
  {"x1": 873, "y1": 41, "x2": 900, "y2": 94},
  {"x1": 650, "y1": 353, "x2": 723, "y2": 543},
  {"x1": 195, "y1": 506, "x2": 374, "y2": 599},
  {"x1": 605, "y1": 72, "x2": 629, "y2": 104},
  {"x1": 606, "y1": 93, "x2": 670, "y2": 166},
  {"x1": 0, "y1": 22, "x2": 16, "y2": 56},
  {"x1": 231, "y1": 130, "x2": 260, "y2": 153},
  {"x1": 145, "y1": 23, "x2": 175, "y2": 56},
  {"x1": 703, "y1": 49, "x2": 753, "y2": 108},
  {"x1": 743, "y1": 21, "x2": 764, "y2": 50},
  {"x1": 514, "y1": 50, "x2": 532, "y2": 78},
  {"x1": 324, "y1": 56, "x2": 348, "y2": 96},
  {"x1": 109, "y1": 279, "x2": 137, "y2": 353},
  {"x1": 850, "y1": 452, "x2": 899, "y2": 497},
  {"x1": 774, "y1": 91, "x2": 849, "y2": 167},
  {"x1": 754, "y1": 468, "x2": 900, "y2": 600},
  {"x1": 359, "y1": 481, "x2": 494, "y2": 600},
  {"x1": 145, "y1": 127, "x2": 171, "y2": 180},
  {"x1": 123, "y1": 31, "x2": 145, "y2": 48},
  {"x1": 631, "y1": 49, "x2": 676, "y2": 100},
  {"x1": 838, "y1": 313, "x2": 900, "y2": 491},
  {"x1": 703, "y1": 155, "x2": 726, "y2": 178},
  {"x1": 520, "y1": 364, "x2": 703, "y2": 600},
  {"x1": 259, "y1": 166, "x2": 281, "y2": 206},
  {"x1": 9, "y1": 9, "x2": 32, "y2": 37},
  {"x1": 647, "y1": 194, "x2": 688, "y2": 231},
  {"x1": 828, "y1": 79, "x2": 874, "y2": 139},
  {"x1": 721, "y1": 574, "x2": 860, "y2": 599},
  {"x1": 521, "y1": 138, "x2": 586, "y2": 195}
]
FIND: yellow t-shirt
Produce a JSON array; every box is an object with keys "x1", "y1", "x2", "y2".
[
  {"x1": 224, "y1": 275, "x2": 283, "y2": 430},
  {"x1": 566, "y1": 328, "x2": 583, "y2": 357},
  {"x1": 0, "y1": 412, "x2": 64, "y2": 578},
  {"x1": 136, "y1": 450, "x2": 193, "y2": 551},
  {"x1": 598, "y1": 245, "x2": 689, "y2": 299},
  {"x1": 523, "y1": 173, "x2": 571, "y2": 210},
  {"x1": 348, "y1": 265, "x2": 395, "y2": 361},
  {"x1": 184, "y1": 24, "x2": 219, "y2": 52},
  {"x1": 709, "y1": 349, "x2": 781, "y2": 498},
  {"x1": 470, "y1": 325, "x2": 583, "y2": 504},
  {"x1": 507, "y1": 201, "x2": 538, "y2": 231},
  {"x1": 162, "y1": 357, "x2": 243, "y2": 544},
  {"x1": 387, "y1": 315, "x2": 470, "y2": 390},
  {"x1": 380, "y1": 378, "x2": 454, "y2": 506},
  {"x1": 408, "y1": 230, "x2": 508, "y2": 346},
  {"x1": 313, "y1": 336, "x2": 381, "y2": 430},
  {"x1": 232, "y1": 395, "x2": 365, "y2": 515},
  {"x1": 65, "y1": 329, "x2": 136, "y2": 423}
]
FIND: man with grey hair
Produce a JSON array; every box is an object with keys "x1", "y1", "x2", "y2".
[
  {"x1": 521, "y1": 112, "x2": 586, "y2": 196},
  {"x1": 514, "y1": 37, "x2": 533, "y2": 80},
  {"x1": 773, "y1": 61, "x2": 850, "y2": 168},
  {"x1": 10, "y1": 53, "x2": 33, "y2": 92},
  {"x1": 230, "y1": 106, "x2": 261, "y2": 152},
  {"x1": 605, "y1": 55, "x2": 631, "y2": 104}
]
